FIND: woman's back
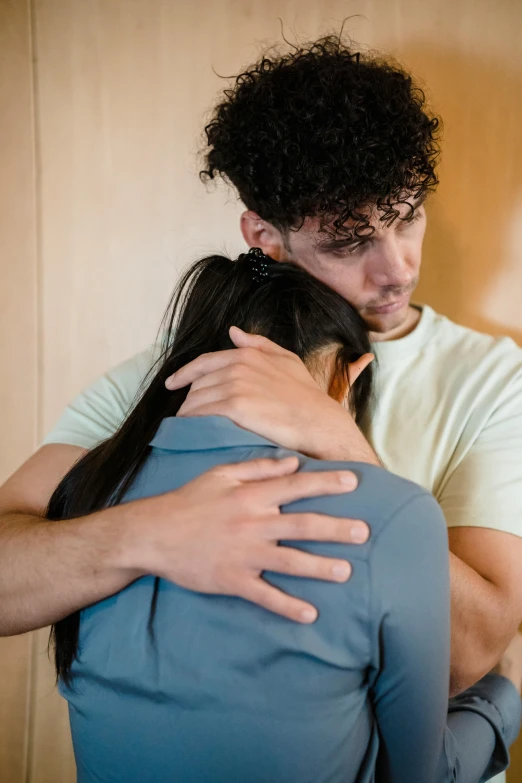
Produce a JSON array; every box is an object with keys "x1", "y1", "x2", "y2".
[{"x1": 62, "y1": 414, "x2": 458, "y2": 783}]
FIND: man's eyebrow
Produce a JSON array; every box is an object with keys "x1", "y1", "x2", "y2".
[
  {"x1": 409, "y1": 193, "x2": 428, "y2": 210},
  {"x1": 318, "y1": 194, "x2": 429, "y2": 249}
]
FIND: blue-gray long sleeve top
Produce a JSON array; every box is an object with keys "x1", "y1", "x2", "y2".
[{"x1": 60, "y1": 415, "x2": 521, "y2": 783}]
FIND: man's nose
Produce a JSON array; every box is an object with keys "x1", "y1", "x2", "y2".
[{"x1": 369, "y1": 237, "x2": 414, "y2": 289}]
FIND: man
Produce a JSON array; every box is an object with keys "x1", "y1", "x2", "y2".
[
  {"x1": 1, "y1": 31, "x2": 521, "y2": 743},
  {"x1": 160, "y1": 36, "x2": 522, "y2": 705}
]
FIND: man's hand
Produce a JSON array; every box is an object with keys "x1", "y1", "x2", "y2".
[
  {"x1": 166, "y1": 326, "x2": 378, "y2": 465},
  {"x1": 121, "y1": 455, "x2": 369, "y2": 624}
]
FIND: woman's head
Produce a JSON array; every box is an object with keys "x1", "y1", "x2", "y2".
[
  {"x1": 47, "y1": 247, "x2": 374, "y2": 688},
  {"x1": 161, "y1": 248, "x2": 374, "y2": 420}
]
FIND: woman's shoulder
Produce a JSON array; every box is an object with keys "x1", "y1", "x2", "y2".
[{"x1": 288, "y1": 455, "x2": 445, "y2": 543}]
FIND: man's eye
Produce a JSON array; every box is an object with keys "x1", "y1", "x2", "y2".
[
  {"x1": 402, "y1": 211, "x2": 422, "y2": 227},
  {"x1": 346, "y1": 242, "x2": 364, "y2": 254},
  {"x1": 331, "y1": 242, "x2": 364, "y2": 256}
]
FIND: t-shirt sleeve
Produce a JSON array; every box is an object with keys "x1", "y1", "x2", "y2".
[
  {"x1": 370, "y1": 491, "x2": 521, "y2": 782},
  {"x1": 438, "y1": 369, "x2": 522, "y2": 538},
  {"x1": 41, "y1": 345, "x2": 159, "y2": 450}
]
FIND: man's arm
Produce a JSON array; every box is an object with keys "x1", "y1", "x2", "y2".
[
  {"x1": 0, "y1": 444, "x2": 369, "y2": 636},
  {"x1": 0, "y1": 444, "x2": 145, "y2": 635},
  {"x1": 369, "y1": 459, "x2": 522, "y2": 695},
  {"x1": 448, "y1": 529, "x2": 522, "y2": 695},
  {"x1": 437, "y1": 366, "x2": 522, "y2": 695}
]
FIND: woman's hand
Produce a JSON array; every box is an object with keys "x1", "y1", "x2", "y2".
[{"x1": 166, "y1": 326, "x2": 377, "y2": 464}]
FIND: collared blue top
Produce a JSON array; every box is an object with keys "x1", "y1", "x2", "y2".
[{"x1": 60, "y1": 416, "x2": 521, "y2": 783}]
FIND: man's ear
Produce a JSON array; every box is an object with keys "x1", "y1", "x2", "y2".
[{"x1": 240, "y1": 211, "x2": 290, "y2": 261}]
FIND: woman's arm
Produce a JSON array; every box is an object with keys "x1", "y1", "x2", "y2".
[{"x1": 369, "y1": 492, "x2": 521, "y2": 783}]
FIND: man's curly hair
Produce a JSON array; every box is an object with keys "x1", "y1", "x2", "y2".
[{"x1": 200, "y1": 34, "x2": 441, "y2": 239}]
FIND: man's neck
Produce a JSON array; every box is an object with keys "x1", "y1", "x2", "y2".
[{"x1": 369, "y1": 305, "x2": 422, "y2": 343}]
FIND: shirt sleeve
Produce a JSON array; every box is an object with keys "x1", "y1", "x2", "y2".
[
  {"x1": 41, "y1": 345, "x2": 159, "y2": 450},
  {"x1": 438, "y1": 368, "x2": 522, "y2": 539},
  {"x1": 369, "y1": 491, "x2": 521, "y2": 783}
]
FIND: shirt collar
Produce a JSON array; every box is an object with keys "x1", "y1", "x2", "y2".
[
  {"x1": 149, "y1": 415, "x2": 280, "y2": 452},
  {"x1": 370, "y1": 303, "x2": 433, "y2": 364}
]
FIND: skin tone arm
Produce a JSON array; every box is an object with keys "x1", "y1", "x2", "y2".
[
  {"x1": 495, "y1": 631, "x2": 522, "y2": 694},
  {"x1": 448, "y1": 529, "x2": 522, "y2": 695},
  {"x1": 0, "y1": 444, "x2": 370, "y2": 637},
  {"x1": 168, "y1": 327, "x2": 522, "y2": 696}
]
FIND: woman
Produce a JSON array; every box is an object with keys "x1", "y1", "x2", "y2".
[{"x1": 48, "y1": 248, "x2": 520, "y2": 783}]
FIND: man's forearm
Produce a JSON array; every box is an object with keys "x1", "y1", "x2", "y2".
[
  {"x1": 449, "y1": 551, "x2": 515, "y2": 696},
  {"x1": 311, "y1": 415, "x2": 382, "y2": 466},
  {"x1": 0, "y1": 508, "x2": 141, "y2": 636}
]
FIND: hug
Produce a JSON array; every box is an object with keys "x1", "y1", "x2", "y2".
[{"x1": 1, "y1": 32, "x2": 521, "y2": 783}]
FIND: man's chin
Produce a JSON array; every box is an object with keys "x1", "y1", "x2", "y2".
[{"x1": 362, "y1": 304, "x2": 410, "y2": 335}]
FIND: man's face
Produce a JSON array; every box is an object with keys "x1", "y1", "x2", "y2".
[{"x1": 283, "y1": 199, "x2": 426, "y2": 335}]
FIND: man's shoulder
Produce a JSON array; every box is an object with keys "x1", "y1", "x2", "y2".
[
  {"x1": 105, "y1": 342, "x2": 162, "y2": 391},
  {"x1": 42, "y1": 343, "x2": 162, "y2": 450},
  {"x1": 429, "y1": 305, "x2": 522, "y2": 363},
  {"x1": 424, "y1": 305, "x2": 522, "y2": 387}
]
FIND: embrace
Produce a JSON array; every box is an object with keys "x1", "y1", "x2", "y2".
[{"x1": 1, "y1": 34, "x2": 521, "y2": 783}]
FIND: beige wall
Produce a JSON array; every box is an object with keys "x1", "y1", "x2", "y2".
[{"x1": 1, "y1": 0, "x2": 521, "y2": 779}]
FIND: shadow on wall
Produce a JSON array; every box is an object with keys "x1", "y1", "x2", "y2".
[{"x1": 401, "y1": 43, "x2": 522, "y2": 345}]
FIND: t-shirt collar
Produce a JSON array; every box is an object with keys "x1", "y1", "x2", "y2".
[
  {"x1": 370, "y1": 302, "x2": 434, "y2": 364},
  {"x1": 149, "y1": 415, "x2": 280, "y2": 452}
]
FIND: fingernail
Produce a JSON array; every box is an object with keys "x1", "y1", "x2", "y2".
[
  {"x1": 352, "y1": 524, "x2": 369, "y2": 543},
  {"x1": 301, "y1": 608, "x2": 317, "y2": 623},
  {"x1": 333, "y1": 562, "x2": 351, "y2": 581},
  {"x1": 340, "y1": 472, "x2": 358, "y2": 488}
]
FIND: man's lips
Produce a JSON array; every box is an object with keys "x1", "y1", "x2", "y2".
[{"x1": 365, "y1": 294, "x2": 410, "y2": 315}]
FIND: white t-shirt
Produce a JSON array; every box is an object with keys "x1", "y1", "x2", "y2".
[{"x1": 43, "y1": 302, "x2": 522, "y2": 542}]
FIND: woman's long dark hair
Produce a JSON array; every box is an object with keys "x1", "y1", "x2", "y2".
[{"x1": 47, "y1": 248, "x2": 374, "y2": 690}]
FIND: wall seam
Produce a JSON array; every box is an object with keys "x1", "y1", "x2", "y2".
[{"x1": 25, "y1": 0, "x2": 44, "y2": 781}]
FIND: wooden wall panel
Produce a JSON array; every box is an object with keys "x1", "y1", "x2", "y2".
[
  {"x1": 0, "y1": 0, "x2": 519, "y2": 780},
  {"x1": 0, "y1": 0, "x2": 37, "y2": 781}
]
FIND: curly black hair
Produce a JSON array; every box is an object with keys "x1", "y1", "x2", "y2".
[{"x1": 200, "y1": 34, "x2": 441, "y2": 238}]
